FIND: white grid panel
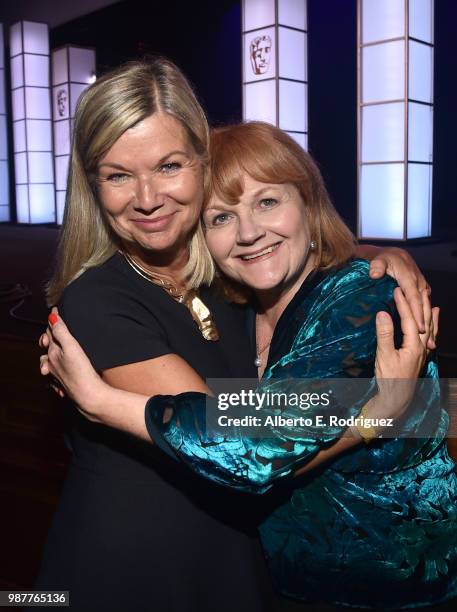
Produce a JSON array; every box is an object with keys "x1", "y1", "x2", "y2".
[
  {"x1": 358, "y1": 0, "x2": 434, "y2": 239},
  {"x1": 0, "y1": 24, "x2": 10, "y2": 220},
  {"x1": 51, "y1": 45, "x2": 95, "y2": 225},
  {"x1": 242, "y1": 0, "x2": 308, "y2": 150},
  {"x1": 10, "y1": 21, "x2": 55, "y2": 224}
]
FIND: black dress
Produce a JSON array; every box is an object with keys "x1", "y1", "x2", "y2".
[{"x1": 35, "y1": 253, "x2": 273, "y2": 612}]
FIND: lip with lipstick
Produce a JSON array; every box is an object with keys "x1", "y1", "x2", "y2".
[
  {"x1": 130, "y1": 211, "x2": 177, "y2": 231},
  {"x1": 237, "y1": 242, "x2": 282, "y2": 263}
]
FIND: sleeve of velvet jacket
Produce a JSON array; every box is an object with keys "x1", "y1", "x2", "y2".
[{"x1": 145, "y1": 261, "x2": 397, "y2": 493}]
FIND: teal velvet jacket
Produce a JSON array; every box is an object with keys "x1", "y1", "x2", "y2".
[{"x1": 145, "y1": 260, "x2": 457, "y2": 609}]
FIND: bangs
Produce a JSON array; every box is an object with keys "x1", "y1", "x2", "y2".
[{"x1": 206, "y1": 122, "x2": 306, "y2": 207}]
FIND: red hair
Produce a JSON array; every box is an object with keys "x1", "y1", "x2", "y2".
[{"x1": 206, "y1": 122, "x2": 355, "y2": 272}]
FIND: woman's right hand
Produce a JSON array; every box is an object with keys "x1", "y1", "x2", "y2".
[{"x1": 39, "y1": 308, "x2": 110, "y2": 421}]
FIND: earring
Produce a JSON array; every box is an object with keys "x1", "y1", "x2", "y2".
[{"x1": 310, "y1": 240, "x2": 316, "y2": 250}]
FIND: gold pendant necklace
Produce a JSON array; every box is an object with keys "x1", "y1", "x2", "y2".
[{"x1": 121, "y1": 251, "x2": 219, "y2": 341}]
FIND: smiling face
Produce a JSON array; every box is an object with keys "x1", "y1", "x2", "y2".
[
  {"x1": 96, "y1": 112, "x2": 203, "y2": 267},
  {"x1": 203, "y1": 174, "x2": 316, "y2": 299}
]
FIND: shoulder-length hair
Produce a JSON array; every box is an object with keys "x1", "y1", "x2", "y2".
[
  {"x1": 206, "y1": 121, "x2": 356, "y2": 274},
  {"x1": 47, "y1": 58, "x2": 214, "y2": 306}
]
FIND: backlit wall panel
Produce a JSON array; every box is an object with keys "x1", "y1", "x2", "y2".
[
  {"x1": 52, "y1": 45, "x2": 95, "y2": 224},
  {"x1": 10, "y1": 21, "x2": 55, "y2": 224},
  {"x1": 242, "y1": 0, "x2": 308, "y2": 149},
  {"x1": 358, "y1": 0, "x2": 434, "y2": 239},
  {"x1": 0, "y1": 24, "x2": 10, "y2": 222}
]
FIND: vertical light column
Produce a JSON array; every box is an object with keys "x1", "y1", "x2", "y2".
[
  {"x1": 52, "y1": 45, "x2": 95, "y2": 225},
  {"x1": 10, "y1": 21, "x2": 55, "y2": 224},
  {"x1": 358, "y1": 0, "x2": 434, "y2": 240},
  {"x1": 242, "y1": 0, "x2": 308, "y2": 149},
  {"x1": 0, "y1": 24, "x2": 10, "y2": 222}
]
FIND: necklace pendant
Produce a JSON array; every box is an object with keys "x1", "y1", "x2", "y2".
[{"x1": 254, "y1": 356, "x2": 262, "y2": 367}]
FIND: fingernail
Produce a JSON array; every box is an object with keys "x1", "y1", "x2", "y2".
[
  {"x1": 48, "y1": 313, "x2": 58, "y2": 326},
  {"x1": 377, "y1": 311, "x2": 389, "y2": 320}
]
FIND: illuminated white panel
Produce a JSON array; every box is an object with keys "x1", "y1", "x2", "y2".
[
  {"x1": 23, "y1": 22, "x2": 48, "y2": 55},
  {"x1": 12, "y1": 88, "x2": 25, "y2": 120},
  {"x1": 29, "y1": 184, "x2": 55, "y2": 223},
  {"x1": 0, "y1": 78, "x2": 4, "y2": 117},
  {"x1": 0, "y1": 115, "x2": 6, "y2": 159},
  {"x1": 54, "y1": 120, "x2": 70, "y2": 155},
  {"x1": 25, "y1": 87, "x2": 51, "y2": 119},
  {"x1": 360, "y1": 164, "x2": 404, "y2": 239},
  {"x1": 243, "y1": 0, "x2": 275, "y2": 31},
  {"x1": 26, "y1": 119, "x2": 52, "y2": 152},
  {"x1": 52, "y1": 47, "x2": 68, "y2": 85},
  {"x1": 286, "y1": 131, "x2": 307, "y2": 150},
  {"x1": 361, "y1": 0, "x2": 405, "y2": 43},
  {"x1": 69, "y1": 47, "x2": 96, "y2": 83},
  {"x1": 244, "y1": 80, "x2": 277, "y2": 124},
  {"x1": 361, "y1": 102, "x2": 404, "y2": 162},
  {"x1": 0, "y1": 161, "x2": 8, "y2": 204},
  {"x1": 13, "y1": 120, "x2": 26, "y2": 152},
  {"x1": 242, "y1": 2, "x2": 307, "y2": 144},
  {"x1": 70, "y1": 83, "x2": 89, "y2": 117},
  {"x1": 408, "y1": 103, "x2": 433, "y2": 162},
  {"x1": 28, "y1": 152, "x2": 54, "y2": 183},
  {"x1": 407, "y1": 163, "x2": 432, "y2": 238},
  {"x1": 10, "y1": 22, "x2": 22, "y2": 57},
  {"x1": 278, "y1": 0, "x2": 307, "y2": 29},
  {"x1": 243, "y1": 27, "x2": 276, "y2": 82},
  {"x1": 358, "y1": 0, "x2": 434, "y2": 240},
  {"x1": 10, "y1": 55, "x2": 24, "y2": 89},
  {"x1": 55, "y1": 155, "x2": 69, "y2": 191},
  {"x1": 279, "y1": 80, "x2": 307, "y2": 132},
  {"x1": 278, "y1": 28, "x2": 306, "y2": 81},
  {"x1": 409, "y1": 0, "x2": 433, "y2": 44},
  {"x1": 52, "y1": 46, "x2": 96, "y2": 224},
  {"x1": 24, "y1": 54, "x2": 49, "y2": 87},
  {"x1": 14, "y1": 152, "x2": 28, "y2": 183},
  {"x1": 409, "y1": 41, "x2": 433, "y2": 103},
  {"x1": 16, "y1": 185, "x2": 29, "y2": 222},
  {"x1": 56, "y1": 190, "x2": 66, "y2": 225},
  {"x1": 1, "y1": 24, "x2": 10, "y2": 220},
  {"x1": 362, "y1": 41, "x2": 405, "y2": 103}
]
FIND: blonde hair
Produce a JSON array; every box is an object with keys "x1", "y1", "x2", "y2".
[
  {"x1": 205, "y1": 122, "x2": 356, "y2": 302},
  {"x1": 47, "y1": 58, "x2": 214, "y2": 306}
]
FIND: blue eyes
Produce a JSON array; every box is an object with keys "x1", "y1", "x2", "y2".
[
  {"x1": 259, "y1": 198, "x2": 278, "y2": 208},
  {"x1": 212, "y1": 213, "x2": 232, "y2": 226},
  {"x1": 106, "y1": 173, "x2": 128, "y2": 183},
  {"x1": 102, "y1": 162, "x2": 181, "y2": 184},
  {"x1": 160, "y1": 162, "x2": 181, "y2": 174},
  {"x1": 207, "y1": 198, "x2": 279, "y2": 228}
]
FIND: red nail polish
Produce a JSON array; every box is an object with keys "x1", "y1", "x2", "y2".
[{"x1": 48, "y1": 313, "x2": 58, "y2": 326}]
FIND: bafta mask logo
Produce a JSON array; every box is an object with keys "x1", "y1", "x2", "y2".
[
  {"x1": 57, "y1": 89, "x2": 68, "y2": 117},
  {"x1": 250, "y1": 35, "x2": 272, "y2": 75}
]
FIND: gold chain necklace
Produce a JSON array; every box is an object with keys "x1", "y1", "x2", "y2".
[{"x1": 121, "y1": 251, "x2": 219, "y2": 341}]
